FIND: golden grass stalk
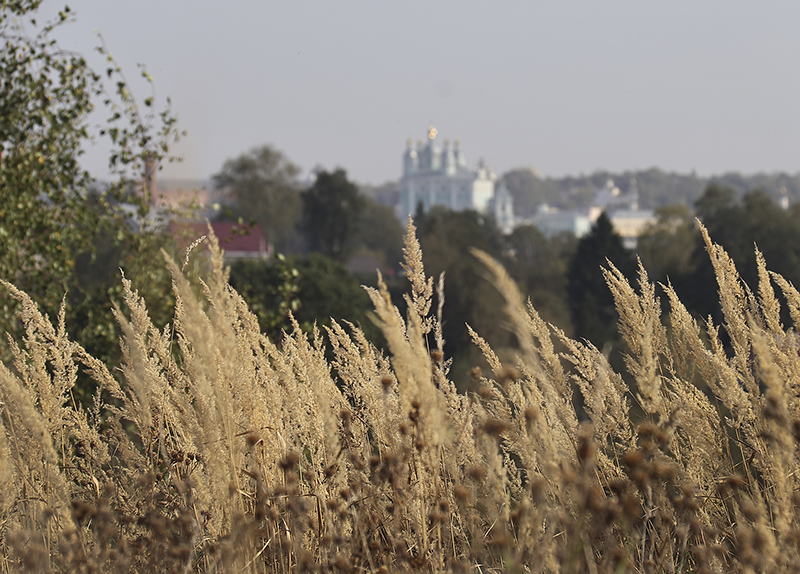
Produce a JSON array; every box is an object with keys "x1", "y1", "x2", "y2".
[{"x1": 0, "y1": 221, "x2": 800, "y2": 572}]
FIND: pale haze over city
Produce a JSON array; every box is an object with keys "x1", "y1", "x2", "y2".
[{"x1": 49, "y1": 0, "x2": 800, "y2": 184}]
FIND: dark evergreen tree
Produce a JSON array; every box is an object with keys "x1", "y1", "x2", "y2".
[
  {"x1": 566, "y1": 212, "x2": 637, "y2": 347},
  {"x1": 301, "y1": 168, "x2": 365, "y2": 262},
  {"x1": 354, "y1": 198, "x2": 405, "y2": 272}
]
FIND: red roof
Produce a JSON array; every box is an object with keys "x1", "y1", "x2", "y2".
[{"x1": 170, "y1": 221, "x2": 269, "y2": 256}]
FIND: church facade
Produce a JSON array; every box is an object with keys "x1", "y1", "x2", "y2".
[{"x1": 396, "y1": 126, "x2": 514, "y2": 232}]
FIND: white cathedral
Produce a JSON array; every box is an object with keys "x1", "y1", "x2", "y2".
[{"x1": 396, "y1": 126, "x2": 514, "y2": 233}]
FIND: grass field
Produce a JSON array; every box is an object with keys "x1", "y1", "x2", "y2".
[{"x1": 1, "y1": 220, "x2": 799, "y2": 573}]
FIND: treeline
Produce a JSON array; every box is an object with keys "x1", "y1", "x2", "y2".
[
  {"x1": 218, "y1": 148, "x2": 800, "y2": 386},
  {"x1": 502, "y1": 166, "x2": 800, "y2": 217}
]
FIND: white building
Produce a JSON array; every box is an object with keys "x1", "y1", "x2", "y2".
[
  {"x1": 396, "y1": 126, "x2": 513, "y2": 231},
  {"x1": 487, "y1": 181, "x2": 515, "y2": 234},
  {"x1": 589, "y1": 179, "x2": 654, "y2": 249},
  {"x1": 524, "y1": 178, "x2": 654, "y2": 248},
  {"x1": 528, "y1": 205, "x2": 592, "y2": 238}
]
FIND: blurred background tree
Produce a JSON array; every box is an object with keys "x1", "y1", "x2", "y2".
[
  {"x1": 228, "y1": 253, "x2": 376, "y2": 341},
  {"x1": 212, "y1": 145, "x2": 304, "y2": 254},
  {"x1": 635, "y1": 204, "x2": 697, "y2": 282},
  {"x1": 566, "y1": 211, "x2": 637, "y2": 349},
  {"x1": 641, "y1": 185, "x2": 800, "y2": 327},
  {"x1": 0, "y1": 2, "x2": 182, "y2": 373},
  {"x1": 301, "y1": 168, "x2": 365, "y2": 262},
  {"x1": 501, "y1": 224, "x2": 576, "y2": 331}
]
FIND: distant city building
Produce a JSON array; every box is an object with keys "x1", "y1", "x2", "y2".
[
  {"x1": 607, "y1": 210, "x2": 654, "y2": 249},
  {"x1": 487, "y1": 181, "x2": 516, "y2": 234},
  {"x1": 527, "y1": 205, "x2": 592, "y2": 238},
  {"x1": 396, "y1": 126, "x2": 513, "y2": 231},
  {"x1": 591, "y1": 179, "x2": 654, "y2": 249},
  {"x1": 524, "y1": 178, "x2": 654, "y2": 248}
]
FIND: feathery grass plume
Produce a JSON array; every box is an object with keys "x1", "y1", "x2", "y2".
[
  {"x1": 557, "y1": 331, "x2": 634, "y2": 462},
  {"x1": 0, "y1": 284, "x2": 81, "y2": 543},
  {"x1": 662, "y1": 281, "x2": 705, "y2": 383},
  {"x1": 1, "y1": 284, "x2": 78, "y2": 452},
  {"x1": 666, "y1": 377, "x2": 726, "y2": 503},
  {"x1": 225, "y1": 287, "x2": 287, "y2": 482},
  {"x1": 466, "y1": 323, "x2": 501, "y2": 374},
  {"x1": 0, "y1": 415, "x2": 15, "y2": 515},
  {"x1": 768, "y1": 272, "x2": 800, "y2": 424},
  {"x1": 401, "y1": 216, "x2": 434, "y2": 335},
  {"x1": 470, "y1": 249, "x2": 539, "y2": 363},
  {"x1": 604, "y1": 260, "x2": 668, "y2": 419},
  {"x1": 281, "y1": 315, "x2": 348, "y2": 481},
  {"x1": 699, "y1": 222, "x2": 760, "y2": 396},
  {"x1": 327, "y1": 319, "x2": 401, "y2": 450},
  {"x1": 470, "y1": 249, "x2": 577, "y2": 460},
  {"x1": 755, "y1": 247, "x2": 783, "y2": 335},
  {"x1": 7, "y1": 211, "x2": 800, "y2": 571},
  {"x1": 434, "y1": 271, "x2": 446, "y2": 353},
  {"x1": 365, "y1": 223, "x2": 448, "y2": 454},
  {"x1": 166, "y1": 254, "x2": 240, "y2": 536},
  {"x1": 771, "y1": 270, "x2": 800, "y2": 331},
  {"x1": 182, "y1": 234, "x2": 207, "y2": 272},
  {"x1": 749, "y1": 322, "x2": 796, "y2": 537},
  {"x1": 0, "y1": 343, "x2": 76, "y2": 535}
]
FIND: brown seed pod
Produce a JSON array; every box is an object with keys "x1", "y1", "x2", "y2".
[
  {"x1": 524, "y1": 405, "x2": 539, "y2": 429},
  {"x1": 623, "y1": 450, "x2": 644, "y2": 469},
  {"x1": 467, "y1": 465, "x2": 487, "y2": 481},
  {"x1": 280, "y1": 451, "x2": 300, "y2": 470},
  {"x1": 494, "y1": 365, "x2": 520, "y2": 385},
  {"x1": 453, "y1": 485, "x2": 469, "y2": 501},
  {"x1": 481, "y1": 418, "x2": 510, "y2": 436}
]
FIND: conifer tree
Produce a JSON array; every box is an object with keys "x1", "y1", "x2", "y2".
[
  {"x1": 566, "y1": 211, "x2": 637, "y2": 347},
  {"x1": 301, "y1": 168, "x2": 365, "y2": 262}
]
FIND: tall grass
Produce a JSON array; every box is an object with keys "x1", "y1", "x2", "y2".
[{"x1": 1, "y1": 219, "x2": 800, "y2": 572}]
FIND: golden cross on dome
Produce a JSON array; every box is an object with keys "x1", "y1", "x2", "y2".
[{"x1": 427, "y1": 125, "x2": 438, "y2": 140}]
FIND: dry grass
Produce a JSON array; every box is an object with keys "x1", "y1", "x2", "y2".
[{"x1": 1, "y1": 218, "x2": 800, "y2": 572}]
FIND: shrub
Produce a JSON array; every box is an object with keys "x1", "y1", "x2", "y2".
[{"x1": 1, "y1": 220, "x2": 800, "y2": 573}]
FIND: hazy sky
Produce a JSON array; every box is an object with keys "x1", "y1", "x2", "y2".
[{"x1": 46, "y1": 1, "x2": 800, "y2": 185}]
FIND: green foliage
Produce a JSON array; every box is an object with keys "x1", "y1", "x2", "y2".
[
  {"x1": 567, "y1": 211, "x2": 637, "y2": 347},
  {"x1": 301, "y1": 168, "x2": 365, "y2": 262},
  {"x1": 637, "y1": 185, "x2": 800, "y2": 327},
  {"x1": 228, "y1": 252, "x2": 371, "y2": 338},
  {"x1": 353, "y1": 198, "x2": 404, "y2": 271},
  {"x1": 0, "y1": 2, "x2": 182, "y2": 370},
  {"x1": 636, "y1": 204, "x2": 697, "y2": 281},
  {"x1": 211, "y1": 145, "x2": 303, "y2": 254},
  {"x1": 223, "y1": 254, "x2": 302, "y2": 339},
  {"x1": 691, "y1": 186, "x2": 800, "y2": 322},
  {"x1": 291, "y1": 253, "x2": 372, "y2": 328},
  {"x1": 1, "y1": 3, "x2": 100, "y2": 308}
]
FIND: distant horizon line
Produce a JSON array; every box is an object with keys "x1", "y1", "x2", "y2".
[{"x1": 150, "y1": 166, "x2": 800, "y2": 189}]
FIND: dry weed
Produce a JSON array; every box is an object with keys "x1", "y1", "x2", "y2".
[{"x1": 0, "y1": 220, "x2": 799, "y2": 573}]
